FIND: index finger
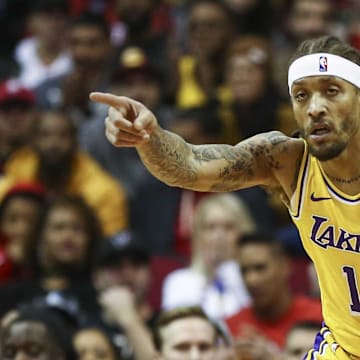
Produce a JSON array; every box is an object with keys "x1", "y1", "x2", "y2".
[{"x1": 90, "y1": 92, "x2": 132, "y2": 109}]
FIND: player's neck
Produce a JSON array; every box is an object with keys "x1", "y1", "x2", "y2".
[{"x1": 320, "y1": 144, "x2": 360, "y2": 195}]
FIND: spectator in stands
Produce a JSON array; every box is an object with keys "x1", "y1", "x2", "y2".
[
  {"x1": 222, "y1": 0, "x2": 274, "y2": 37},
  {"x1": 284, "y1": 321, "x2": 322, "y2": 360},
  {"x1": 0, "y1": 195, "x2": 102, "y2": 320},
  {"x1": 0, "y1": 305, "x2": 77, "y2": 360},
  {"x1": 175, "y1": 0, "x2": 235, "y2": 109},
  {"x1": 226, "y1": 232, "x2": 323, "y2": 359},
  {"x1": 0, "y1": 181, "x2": 46, "y2": 283},
  {"x1": 162, "y1": 193, "x2": 255, "y2": 320},
  {"x1": 0, "y1": 0, "x2": 30, "y2": 79},
  {"x1": 92, "y1": 230, "x2": 155, "y2": 359},
  {"x1": 347, "y1": 1, "x2": 360, "y2": 50},
  {"x1": 79, "y1": 45, "x2": 173, "y2": 199},
  {"x1": 153, "y1": 306, "x2": 228, "y2": 360},
  {"x1": 111, "y1": 0, "x2": 173, "y2": 88},
  {"x1": 35, "y1": 12, "x2": 114, "y2": 126},
  {"x1": 73, "y1": 326, "x2": 120, "y2": 360},
  {"x1": 0, "y1": 80, "x2": 37, "y2": 173},
  {"x1": 167, "y1": 104, "x2": 223, "y2": 146},
  {"x1": 273, "y1": 0, "x2": 337, "y2": 96},
  {"x1": 0, "y1": 109, "x2": 128, "y2": 236},
  {"x1": 218, "y1": 35, "x2": 295, "y2": 145},
  {"x1": 284, "y1": 0, "x2": 336, "y2": 43},
  {"x1": 14, "y1": 0, "x2": 72, "y2": 89}
]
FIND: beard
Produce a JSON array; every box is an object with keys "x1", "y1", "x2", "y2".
[
  {"x1": 37, "y1": 153, "x2": 74, "y2": 190},
  {"x1": 308, "y1": 140, "x2": 347, "y2": 161},
  {"x1": 299, "y1": 128, "x2": 348, "y2": 161}
]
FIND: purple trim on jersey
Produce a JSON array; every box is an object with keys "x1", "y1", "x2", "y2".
[
  {"x1": 293, "y1": 152, "x2": 310, "y2": 218},
  {"x1": 313, "y1": 330, "x2": 324, "y2": 350},
  {"x1": 302, "y1": 322, "x2": 326, "y2": 360},
  {"x1": 322, "y1": 174, "x2": 360, "y2": 203}
]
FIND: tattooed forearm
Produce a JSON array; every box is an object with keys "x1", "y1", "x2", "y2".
[
  {"x1": 139, "y1": 129, "x2": 198, "y2": 187},
  {"x1": 137, "y1": 128, "x2": 294, "y2": 192}
]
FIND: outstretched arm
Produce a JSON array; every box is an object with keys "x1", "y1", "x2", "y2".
[{"x1": 90, "y1": 93, "x2": 303, "y2": 195}]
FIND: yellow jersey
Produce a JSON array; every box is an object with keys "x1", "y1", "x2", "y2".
[{"x1": 290, "y1": 141, "x2": 360, "y2": 356}]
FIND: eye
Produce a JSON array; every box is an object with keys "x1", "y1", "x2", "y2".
[
  {"x1": 198, "y1": 342, "x2": 213, "y2": 352},
  {"x1": 326, "y1": 87, "x2": 339, "y2": 96},
  {"x1": 175, "y1": 343, "x2": 191, "y2": 351},
  {"x1": 294, "y1": 91, "x2": 307, "y2": 102}
]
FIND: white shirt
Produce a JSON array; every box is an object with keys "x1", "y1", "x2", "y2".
[
  {"x1": 15, "y1": 37, "x2": 73, "y2": 89},
  {"x1": 161, "y1": 260, "x2": 251, "y2": 320}
]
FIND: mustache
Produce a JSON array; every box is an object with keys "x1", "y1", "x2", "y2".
[{"x1": 306, "y1": 118, "x2": 332, "y2": 133}]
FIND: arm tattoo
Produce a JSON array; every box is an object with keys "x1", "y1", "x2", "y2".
[
  {"x1": 138, "y1": 129, "x2": 292, "y2": 191},
  {"x1": 139, "y1": 130, "x2": 198, "y2": 187},
  {"x1": 208, "y1": 132, "x2": 289, "y2": 191}
]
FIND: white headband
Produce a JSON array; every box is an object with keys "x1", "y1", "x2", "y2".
[{"x1": 288, "y1": 53, "x2": 360, "y2": 94}]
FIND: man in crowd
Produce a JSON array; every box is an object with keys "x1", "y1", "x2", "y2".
[
  {"x1": 226, "y1": 232, "x2": 322, "y2": 359},
  {"x1": 153, "y1": 306, "x2": 231, "y2": 360}
]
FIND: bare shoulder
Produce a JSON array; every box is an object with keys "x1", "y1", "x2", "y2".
[
  {"x1": 234, "y1": 131, "x2": 304, "y2": 168},
  {"x1": 257, "y1": 130, "x2": 304, "y2": 164},
  {"x1": 248, "y1": 131, "x2": 305, "y2": 198}
]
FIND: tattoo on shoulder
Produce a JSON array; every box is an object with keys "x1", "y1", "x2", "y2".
[
  {"x1": 267, "y1": 131, "x2": 289, "y2": 146},
  {"x1": 194, "y1": 132, "x2": 291, "y2": 191}
]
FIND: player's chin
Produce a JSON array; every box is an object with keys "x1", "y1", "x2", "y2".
[{"x1": 309, "y1": 141, "x2": 347, "y2": 161}]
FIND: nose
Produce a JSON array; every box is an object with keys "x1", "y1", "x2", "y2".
[
  {"x1": 307, "y1": 93, "x2": 326, "y2": 119},
  {"x1": 12, "y1": 219, "x2": 30, "y2": 237},
  {"x1": 189, "y1": 346, "x2": 201, "y2": 360},
  {"x1": 245, "y1": 270, "x2": 262, "y2": 289}
]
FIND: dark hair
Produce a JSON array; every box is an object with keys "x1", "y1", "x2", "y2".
[
  {"x1": 2, "y1": 305, "x2": 77, "y2": 360},
  {"x1": 290, "y1": 35, "x2": 360, "y2": 66},
  {"x1": 153, "y1": 306, "x2": 217, "y2": 351},
  {"x1": 27, "y1": 195, "x2": 103, "y2": 274},
  {"x1": 70, "y1": 11, "x2": 110, "y2": 38},
  {"x1": 0, "y1": 182, "x2": 47, "y2": 224},
  {"x1": 238, "y1": 231, "x2": 286, "y2": 256},
  {"x1": 175, "y1": 103, "x2": 223, "y2": 138},
  {"x1": 74, "y1": 326, "x2": 122, "y2": 360}
]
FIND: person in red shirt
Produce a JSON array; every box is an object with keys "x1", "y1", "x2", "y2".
[{"x1": 225, "y1": 232, "x2": 322, "y2": 359}]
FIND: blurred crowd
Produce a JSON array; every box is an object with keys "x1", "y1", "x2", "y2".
[{"x1": 0, "y1": 0, "x2": 358, "y2": 359}]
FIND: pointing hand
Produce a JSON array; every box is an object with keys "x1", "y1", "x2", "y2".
[{"x1": 89, "y1": 92, "x2": 158, "y2": 147}]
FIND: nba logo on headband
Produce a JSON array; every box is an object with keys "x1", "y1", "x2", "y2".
[
  {"x1": 288, "y1": 53, "x2": 360, "y2": 93},
  {"x1": 319, "y1": 56, "x2": 328, "y2": 72}
]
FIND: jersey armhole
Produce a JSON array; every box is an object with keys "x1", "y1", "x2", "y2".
[{"x1": 289, "y1": 139, "x2": 309, "y2": 219}]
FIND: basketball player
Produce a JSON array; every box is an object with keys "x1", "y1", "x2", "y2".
[{"x1": 90, "y1": 35, "x2": 360, "y2": 359}]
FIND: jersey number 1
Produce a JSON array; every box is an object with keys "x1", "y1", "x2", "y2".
[{"x1": 343, "y1": 266, "x2": 360, "y2": 313}]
